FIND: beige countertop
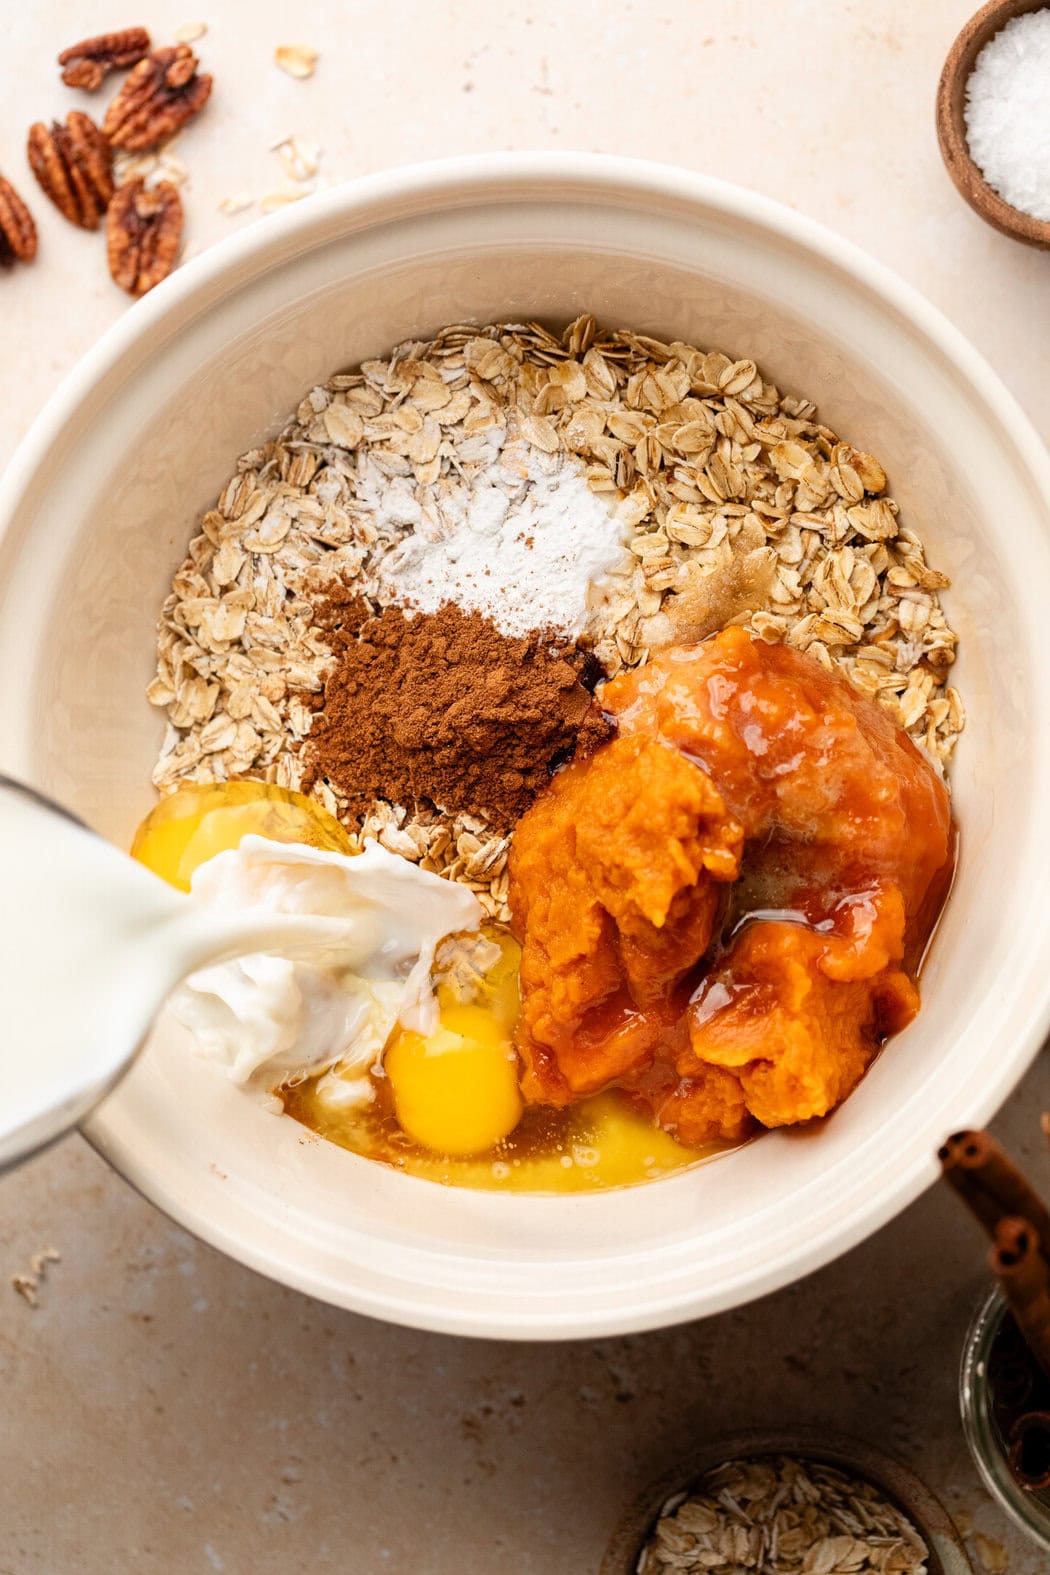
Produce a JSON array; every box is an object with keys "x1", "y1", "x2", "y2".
[{"x1": 2, "y1": 2, "x2": 1049, "y2": 1570}]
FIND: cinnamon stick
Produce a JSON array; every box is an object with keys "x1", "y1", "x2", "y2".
[
  {"x1": 991, "y1": 1218, "x2": 1050, "y2": 1385},
  {"x1": 1008, "y1": 1410, "x2": 1050, "y2": 1492},
  {"x1": 939, "y1": 1130, "x2": 1050, "y2": 1256},
  {"x1": 989, "y1": 1309, "x2": 1026, "y2": 1364},
  {"x1": 990, "y1": 1357, "x2": 1035, "y2": 1416}
]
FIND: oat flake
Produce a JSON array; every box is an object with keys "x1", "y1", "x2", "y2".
[{"x1": 275, "y1": 44, "x2": 318, "y2": 79}]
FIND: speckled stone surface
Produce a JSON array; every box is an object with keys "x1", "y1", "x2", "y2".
[{"x1": 2, "y1": 2, "x2": 1049, "y2": 1571}]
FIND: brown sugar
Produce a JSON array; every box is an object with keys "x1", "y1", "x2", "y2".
[{"x1": 302, "y1": 587, "x2": 612, "y2": 831}]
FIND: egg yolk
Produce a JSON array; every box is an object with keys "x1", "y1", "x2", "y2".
[
  {"x1": 385, "y1": 1005, "x2": 524, "y2": 1157},
  {"x1": 384, "y1": 933, "x2": 524, "y2": 1156},
  {"x1": 131, "y1": 779, "x2": 355, "y2": 890}
]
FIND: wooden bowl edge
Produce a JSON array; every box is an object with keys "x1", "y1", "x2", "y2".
[{"x1": 935, "y1": 0, "x2": 1050, "y2": 250}]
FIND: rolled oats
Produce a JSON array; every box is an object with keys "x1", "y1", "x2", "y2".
[
  {"x1": 640, "y1": 1457, "x2": 929, "y2": 1575},
  {"x1": 151, "y1": 316, "x2": 962, "y2": 920}
]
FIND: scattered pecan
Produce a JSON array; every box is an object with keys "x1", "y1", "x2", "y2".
[
  {"x1": 102, "y1": 45, "x2": 212, "y2": 150},
  {"x1": 106, "y1": 177, "x2": 182, "y2": 295},
  {"x1": 0, "y1": 175, "x2": 38, "y2": 266},
  {"x1": 27, "y1": 112, "x2": 114, "y2": 230},
  {"x1": 57, "y1": 28, "x2": 151, "y2": 91}
]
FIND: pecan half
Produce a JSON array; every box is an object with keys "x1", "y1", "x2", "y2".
[
  {"x1": 58, "y1": 28, "x2": 151, "y2": 91},
  {"x1": 0, "y1": 175, "x2": 37, "y2": 266},
  {"x1": 106, "y1": 177, "x2": 182, "y2": 295},
  {"x1": 27, "y1": 112, "x2": 114, "y2": 230},
  {"x1": 102, "y1": 45, "x2": 212, "y2": 150}
]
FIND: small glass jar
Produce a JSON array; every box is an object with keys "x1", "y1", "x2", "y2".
[
  {"x1": 600, "y1": 1427, "x2": 971, "y2": 1575},
  {"x1": 960, "y1": 1287, "x2": 1050, "y2": 1552}
]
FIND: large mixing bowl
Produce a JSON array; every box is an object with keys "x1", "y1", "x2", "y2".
[{"x1": 2, "y1": 154, "x2": 1048, "y2": 1339}]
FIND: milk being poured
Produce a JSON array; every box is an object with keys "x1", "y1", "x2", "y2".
[
  {"x1": 0, "y1": 786, "x2": 203, "y2": 1166},
  {"x1": 0, "y1": 785, "x2": 481, "y2": 1168}
]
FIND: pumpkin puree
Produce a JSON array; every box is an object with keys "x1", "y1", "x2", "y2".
[{"x1": 508, "y1": 628, "x2": 953, "y2": 1145}]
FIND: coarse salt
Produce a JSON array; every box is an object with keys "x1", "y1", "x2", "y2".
[
  {"x1": 360, "y1": 428, "x2": 628, "y2": 638},
  {"x1": 965, "y1": 9, "x2": 1050, "y2": 222}
]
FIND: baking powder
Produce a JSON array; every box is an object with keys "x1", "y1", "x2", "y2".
[{"x1": 356, "y1": 428, "x2": 628, "y2": 638}]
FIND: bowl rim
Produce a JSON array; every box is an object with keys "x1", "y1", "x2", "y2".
[
  {"x1": 5, "y1": 149, "x2": 1050, "y2": 529},
  {"x1": 4, "y1": 151, "x2": 1050, "y2": 1337}
]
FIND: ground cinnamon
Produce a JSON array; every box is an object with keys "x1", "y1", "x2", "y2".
[{"x1": 302, "y1": 589, "x2": 612, "y2": 831}]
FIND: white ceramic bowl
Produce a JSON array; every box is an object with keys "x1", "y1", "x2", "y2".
[{"x1": 2, "y1": 153, "x2": 1050, "y2": 1340}]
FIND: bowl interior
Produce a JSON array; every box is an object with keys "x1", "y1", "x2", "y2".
[{"x1": 2, "y1": 162, "x2": 1050, "y2": 1336}]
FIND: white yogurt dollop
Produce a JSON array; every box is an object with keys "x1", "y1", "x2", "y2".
[{"x1": 170, "y1": 836, "x2": 482, "y2": 1089}]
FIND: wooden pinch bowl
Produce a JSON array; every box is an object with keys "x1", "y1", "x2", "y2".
[{"x1": 936, "y1": 0, "x2": 1050, "y2": 249}]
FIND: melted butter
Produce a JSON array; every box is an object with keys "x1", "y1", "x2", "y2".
[{"x1": 284, "y1": 1080, "x2": 720, "y2": 1192}]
